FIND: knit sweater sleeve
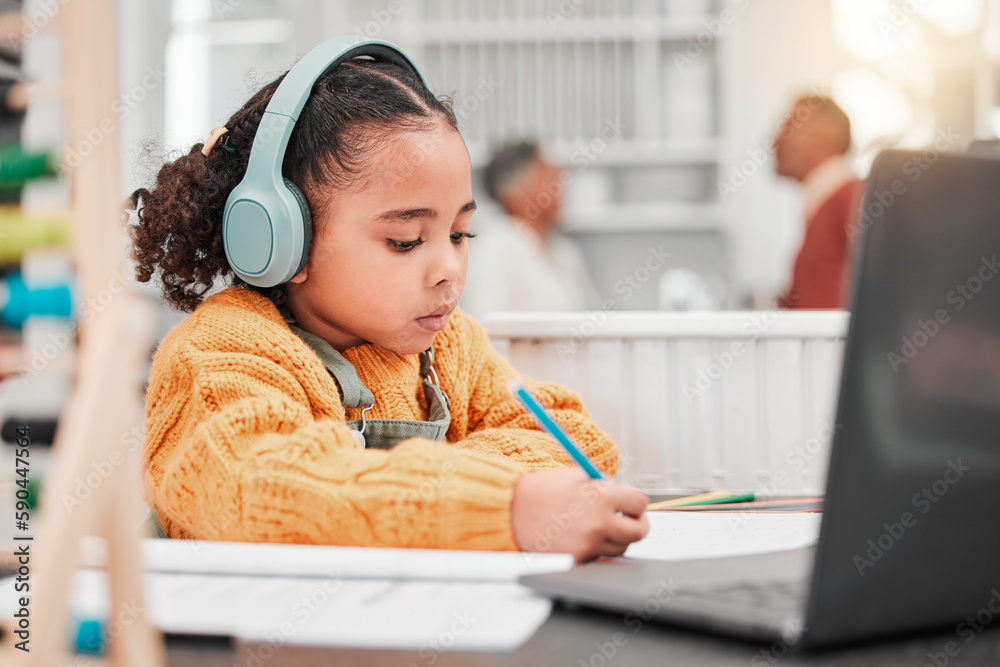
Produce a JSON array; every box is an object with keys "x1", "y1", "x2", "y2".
[
  {"x1": 143, "y1": 297, "x2": 524, "y2": 550},
  {"x1": 438, "y1": 310, "x2": 619, "y2": 477}
]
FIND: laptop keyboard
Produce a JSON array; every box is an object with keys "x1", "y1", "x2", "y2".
[{"x1": 672, "y1": 578, "x2": 808, "y2": 615}]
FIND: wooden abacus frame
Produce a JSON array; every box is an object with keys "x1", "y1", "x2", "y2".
[{"x1": 1, "y1": 0, "x2": 166, "y2": 664}]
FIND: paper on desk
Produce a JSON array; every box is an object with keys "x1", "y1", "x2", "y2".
[
  {"x1": 624, "y1": 512, "x2": 822, "y2": 561},
  {"x1": 60, "y1": 569, "x2": 552, "y2": 652},
  {"x1": 6, "y1": 542, "x2": 572, "y2": 652},
  {"x1": 79, "y1": 536, "x2": 573, "y2": 581}
]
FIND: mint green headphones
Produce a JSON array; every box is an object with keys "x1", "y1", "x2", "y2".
[{"x1": 223, "y1": 36, "x2": 429, "y2": 288}]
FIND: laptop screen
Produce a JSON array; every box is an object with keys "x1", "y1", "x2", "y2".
[
  {"x1": 865, "y1": 154, "x2": 1000, "y2": 451},
  {"x1": 808, "y1": 150, "x2": 1000, "y2": 646}
]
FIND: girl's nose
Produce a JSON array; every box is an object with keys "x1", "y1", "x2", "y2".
[{"x1": 429, "y1": 239, "x2": 464, "y2": 287}]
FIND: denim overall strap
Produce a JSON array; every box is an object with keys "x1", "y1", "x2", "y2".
[
  {"x1": 347, "y1": 348, "x2": 452, "y2": 450},
  {"x1": 289, "y1": 324, "x2": 374, "y2": 409},
  {"x1": 288, "y1": 324, "x2": 451, "y2": 450}
]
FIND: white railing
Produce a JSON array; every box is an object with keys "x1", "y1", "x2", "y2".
[{"x1": 486, "y1": 311, "x2": 849, "y2": 496}]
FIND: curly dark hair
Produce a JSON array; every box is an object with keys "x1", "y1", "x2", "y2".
[{"x1": 127, "y1": 57, "x2": 459, "y2": 312}]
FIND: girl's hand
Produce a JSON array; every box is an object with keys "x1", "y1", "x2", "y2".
[{"x1": 510, "y1": 468, "x2": 650, "y2": 563}]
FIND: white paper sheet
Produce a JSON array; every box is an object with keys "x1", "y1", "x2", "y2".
[
  {"x1": 78, "y1": 537, "x2": 574, "y2": 582},
  {"x1": 61, "y1": 570, "x2": 553, "y2": 652},
  {"x1": 3, "y1": 542, "x2": 573, "y2": 652},
  {"x1": 624, "y1": 512, "x2": 822, "y2": 561}
]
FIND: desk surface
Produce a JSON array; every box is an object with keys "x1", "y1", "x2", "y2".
[{"x1": 167, "y1": 604, "x2": 1000, "y2": 667}]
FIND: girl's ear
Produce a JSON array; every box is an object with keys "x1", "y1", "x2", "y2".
[{"x1": 289, "y1": 266, "x2": 308, "y2": 284}]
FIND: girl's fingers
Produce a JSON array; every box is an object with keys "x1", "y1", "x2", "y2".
[
  {"x1": 596, "y1": 537, "x2": 632, "y2": 559},
  {"x1": 595, "y1": 540, "x2": 628, "y2": 558},
  {"x1": 602, "y1": 511, "x2": 649, "y2": 546},
  {"x1": 602, "y1": 484, "x2": 650, "y2": 517}
]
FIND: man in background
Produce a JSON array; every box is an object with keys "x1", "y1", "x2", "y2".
[
  {"x1": 461, "y1": 141, "x2": 600, "y2": 319},
  {"x1": 772, "y1": 95, "x2": 863, "y2": 309}
]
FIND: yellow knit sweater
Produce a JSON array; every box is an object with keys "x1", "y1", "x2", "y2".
[{"x1": 143, "y1": 288, "x2": 618, "y2": 551}]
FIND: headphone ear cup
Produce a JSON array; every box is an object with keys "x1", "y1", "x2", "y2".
[{"x1": 283, "y1": 177, "x2": 314, "y2": 277}]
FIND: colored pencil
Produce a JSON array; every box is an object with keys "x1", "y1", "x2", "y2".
[
  {"x1": 646, "y1": 490, "x2": 732, "y2": 510},
  {"x1": 509, "y1": 379, "x2": 605, "y2": 480}
]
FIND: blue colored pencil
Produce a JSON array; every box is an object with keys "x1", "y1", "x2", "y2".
[{"x1": 509, "y1": 379, "x2": 606, "y2": 480}]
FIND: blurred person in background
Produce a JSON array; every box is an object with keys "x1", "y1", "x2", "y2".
[
  {"x1": 461, "y1": 141, "x2": 600, "y2": 319},
  {"x1": 773, "y1": 95, "x2": 864, "y2": 309}
]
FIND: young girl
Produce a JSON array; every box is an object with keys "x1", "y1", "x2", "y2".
[{"x1": 128, "y1": 43, "x2": 648, "y2": 562}]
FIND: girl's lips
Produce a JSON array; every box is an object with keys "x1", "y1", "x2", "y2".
[
  {"x1": 416, "y1": 305, "x2": 455, "y2": 332},
  {"x1": 416, "y1": 313, "x2": 450, "y2": 332}
]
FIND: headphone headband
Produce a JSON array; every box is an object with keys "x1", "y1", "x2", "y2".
[
  {"x1": 265, "y1": 38, "x2": 427, "y2": 120},
  {"x1": 223, "y1": 37, "x2": 429, "y2": 288}
]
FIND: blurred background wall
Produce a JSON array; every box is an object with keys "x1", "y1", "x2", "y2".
[
  {"x1": 0, "y1": 0, "x2": 997, "y2": 537},
  {"x1": 117, "y1": 0, "x2": 1000, "y2": 317}
]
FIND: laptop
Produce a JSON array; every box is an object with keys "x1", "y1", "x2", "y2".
[{"x1": 520, "y1": 149, "x2": 1000, "y2": 650}]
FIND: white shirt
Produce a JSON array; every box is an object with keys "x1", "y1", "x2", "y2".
[
  {"x1": 802, "y1": 155, "x2": 857, "y2": 222},
  {"x1": 461, "y1": 214, "x2": 601, "y2": 320}
]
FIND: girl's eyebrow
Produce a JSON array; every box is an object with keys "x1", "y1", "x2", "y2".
[{"x1": 374, "y1": 200, "x2": 477, "y2": 223}]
